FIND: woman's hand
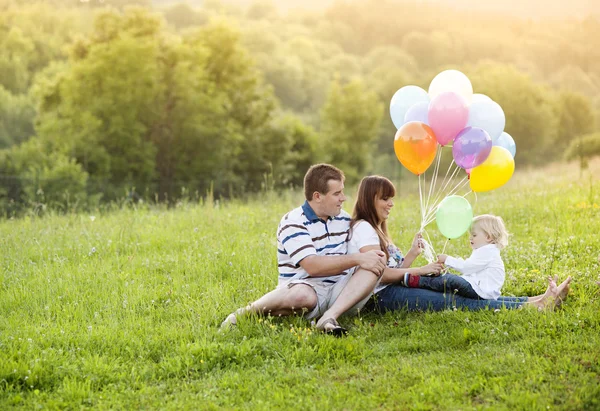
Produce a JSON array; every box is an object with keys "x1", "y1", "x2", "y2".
[
  {"x1": 409, "y1": 232, "x2": 424, "y2": 255},
  {"x1": 418, "y1": 262, "x2": 444, "y2": 276}
]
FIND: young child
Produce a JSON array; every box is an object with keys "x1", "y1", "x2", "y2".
[{"x1": 404, "y1": 214, "x2": 508, "y2": 300}]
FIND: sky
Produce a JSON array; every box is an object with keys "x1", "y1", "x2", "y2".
[{"x1": 154, "y1": 0, "x2": 600, "y2": 18}]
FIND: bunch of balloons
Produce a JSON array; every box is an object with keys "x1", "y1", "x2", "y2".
[{"x1": 390, "y1": 70, "x2": 517, "y2": 239}]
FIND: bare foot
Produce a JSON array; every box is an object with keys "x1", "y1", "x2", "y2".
[
  {"x1": 529, "y1": 276, "x2": 558, "y2": 302},
  {"x1": 220, "y1": 313, "x2": 237, "y2": 329},
  {"x1": 555, "y1": 276, "x2": 572, "y2": 304}
]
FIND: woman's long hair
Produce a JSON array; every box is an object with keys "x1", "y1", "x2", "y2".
[{"x1": 350, "y1": 175, "x2": 396, "y2": 259}]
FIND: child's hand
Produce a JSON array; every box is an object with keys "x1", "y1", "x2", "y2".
[{"x1": 437, "y1": 254, "x2": 447, "y2": 263}]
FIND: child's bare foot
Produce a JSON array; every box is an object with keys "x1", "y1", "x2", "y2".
[
  {"x1": 528, "y1": 276, "x2": 558, "y2": 302},
  {"x1": 555, "y1": 276, "x2": 572, "y2": 305}
]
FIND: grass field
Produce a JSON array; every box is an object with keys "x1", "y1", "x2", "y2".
[{"x1": 1, "y1": 160, "x2": 599, "y2": 410}]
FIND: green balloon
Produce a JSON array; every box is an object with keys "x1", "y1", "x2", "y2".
[{"x1": 436, "y1": 195, "x2": 473, "y2": 239}]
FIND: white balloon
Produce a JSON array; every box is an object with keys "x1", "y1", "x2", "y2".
[
  {"x1": 472, "y1": 93, "x2": 492, "y2": 103},
  {"x1": 429, "y1": 70, "x2": 473, "y2": 103}
]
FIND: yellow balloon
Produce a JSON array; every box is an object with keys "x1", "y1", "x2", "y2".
[{"x1": 469, "y1": 146, "x2": 514, "y2": 192}]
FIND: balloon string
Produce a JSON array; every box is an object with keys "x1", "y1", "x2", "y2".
[
  {"x1": 441, "y1": 238, "x2": 449, "y2": 254},
  {"x1": 422, "y1": 176, "x2": 469, "y2": 227},
  {"x1": 423, "y1": 146, "x2": 443, "y2": 225},
  {"x1": 419, "y1": 174, "x2": 424, "y2": 230},
  {"x1": 426, "y1": 161, "x2": 463, "y2": 218},
  {"x1": 420, "y1": 233, "x2": 437, "y2": 264}
]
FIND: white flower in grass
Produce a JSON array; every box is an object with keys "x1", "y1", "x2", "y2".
[
  {"x1": 89, "y1": 216, "x2": 96, "y2": 222},
  {"x1": 87, "y1": 326, "x2": 92, "y2": 332}
]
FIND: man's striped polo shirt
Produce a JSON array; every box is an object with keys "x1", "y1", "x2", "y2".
[{"x1": 277, "y1": 200, "x2": 351, "y2": 286}]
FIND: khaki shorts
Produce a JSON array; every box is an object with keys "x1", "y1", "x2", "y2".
[{"x1": 285, "y1": 269, "x2": 373, "y2": 320}]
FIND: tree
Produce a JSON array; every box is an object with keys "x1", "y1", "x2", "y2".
[
  {"x1": 32, "y1": 8, "x2": 279, "y2": 200},
  {"x1": 320, "y1": 79, "x2": 383, "y2": 183},
  {"x1": 163, "y1": 3, "x2": 208, "y2": 29},
  {"x1": 246, "y1": 0, "x2": 278, "y2": 20},
  {"x1": 0, "y1": 86, "x2": 35, "y2": 148},
  {"x1": 555, "y1": 91, "x2": 595, "y2": 155}
]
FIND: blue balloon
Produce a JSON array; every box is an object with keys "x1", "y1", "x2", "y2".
[
  {"x1": 404, "y1": 101, "x2": 430, "y2": 125},
  {"x1": 494, "y1": 132, "x2": 516, "y2": 157},
  {"x1": 390, "y1": 86, "x2": 429, "y2": 129},
  {"x1": 467, "y1": 100, "x2": 505, "y2": 142}
]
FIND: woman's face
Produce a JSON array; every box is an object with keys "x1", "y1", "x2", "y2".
[{"x1": 375, "y1": 194, "x2": 394, "y2": 222}]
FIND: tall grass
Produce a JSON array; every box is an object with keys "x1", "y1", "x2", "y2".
[{"x1": 1, "y1": 160, "x2": 599, "y2": 410}]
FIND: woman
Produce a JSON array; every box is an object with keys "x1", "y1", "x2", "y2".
[{"x1": 347, "y1": 176, "x2": 571, "y2": 313}]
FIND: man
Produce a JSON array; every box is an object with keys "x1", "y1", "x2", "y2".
[{"x1": 221, "y1": 164, "x2": 387, "y2": 334}]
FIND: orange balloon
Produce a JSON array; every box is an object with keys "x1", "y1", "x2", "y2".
[{"x1": 394, "y1": 121, "x2": 438, "y2": 175}]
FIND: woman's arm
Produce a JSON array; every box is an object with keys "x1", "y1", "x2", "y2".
[
  {"x1": 358, "y1": 245, "x2": 443, "y2": 284},
  {"x1": 399, "y1": 232, "x2": 423, "y2": 268}
]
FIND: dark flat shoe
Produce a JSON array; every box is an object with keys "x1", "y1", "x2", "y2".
[{"x1": 317, "y1": 318, "x2": 348, "y2": 337}]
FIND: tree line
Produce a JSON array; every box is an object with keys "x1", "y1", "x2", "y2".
[{"x1": 0, "y1": 0, "x2": 599, "y2": 216}]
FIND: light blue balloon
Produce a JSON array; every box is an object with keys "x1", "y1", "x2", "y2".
[
  {"x1": 404, "y1": 101, "x2": 430, "y2": 125},
  {"x1": 494, "y1": 132, "x2": 516, "y2": 157},
  {"x1": 390, "y1": 86, "x2": 429, "y2": 129},
  {"x1": 467, "y1": 100, "x2": 505, "y2": 142}
]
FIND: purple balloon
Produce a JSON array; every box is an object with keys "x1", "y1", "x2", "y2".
[
  {"x1": 404, "y1": 101, "x2": 430, "y2": 125},
  {"x1": 452, "y1": 127, "x2": 492, "y2": 169}
]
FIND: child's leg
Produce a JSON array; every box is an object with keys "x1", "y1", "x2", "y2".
[{"x1": 409, "y1": 274, "x2": 481, "y2": 299}]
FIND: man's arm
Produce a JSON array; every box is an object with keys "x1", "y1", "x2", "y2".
[{"x1": 300, "y1": 250, "x2": 386, "y2": 277}]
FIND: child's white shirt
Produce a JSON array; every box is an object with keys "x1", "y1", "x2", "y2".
[{"x1": 445, "y1": 243, "x2": 505, "y2": 300}]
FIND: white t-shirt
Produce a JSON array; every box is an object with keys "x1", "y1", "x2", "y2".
[
  {"x1": 348, "y1": 220, "x2": 401, "y2": 294},
  {"x1": 445, "y1": 244, "x2": 505, "y2": 300}
]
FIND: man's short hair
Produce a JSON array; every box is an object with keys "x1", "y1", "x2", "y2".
[{"x1": 303, "y1": 164, "x2": 345, "y2": 201}]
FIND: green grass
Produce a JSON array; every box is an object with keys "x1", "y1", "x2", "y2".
[{"x1": 1, "y1": 161, "x2": 600, "y2": 410}]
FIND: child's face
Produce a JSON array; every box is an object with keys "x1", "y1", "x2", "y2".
[{"x1": 470, "y1": 225, "x2": 493, "y2": 249}]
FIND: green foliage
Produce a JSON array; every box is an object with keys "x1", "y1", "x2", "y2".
[
  {"x1": 29, "y1": 8, "x2": 279, "y2": 202},
  {"x1": 555, "y1": 91, "x2": 596, "y2": 154},
  {"x1": 320, "y1": 78, "x2": 383, "y2": 183},
  {"x1": 0, "y1": 139, "x2": 89, "y2": 216},
  {"x1": 1, "y1": 0, "x2": 599, "y2": 212},
  {"x1": 0, "y1": 85, "x2": 35, "y2": 148},
  {"x1": 565, "y1": 132, "x2": 600, "y2": 169},
  {"x1": 162, "y1": 2, "x2": 209, "y2": 29}
]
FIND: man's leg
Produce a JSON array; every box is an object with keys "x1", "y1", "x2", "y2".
[
  {"x1": 411, "y1": 274, "x2": 480, "y2": 299},
  {"x1": 221, "y1": 283, "x2": 317, "y2": 328},
  {"x1": 315, "y1": 268, "x2": 379, "y2": 331}
]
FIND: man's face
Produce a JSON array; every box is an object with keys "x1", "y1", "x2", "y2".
[{"x1": 317, "y1": 179, "x2": 347, "y2": 218}]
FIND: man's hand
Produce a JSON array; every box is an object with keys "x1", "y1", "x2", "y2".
[
  {"x1": 419, "y1": 262, "x2": 444, "y2": 276},
  {"x1": 437, "y1": 254, "x2": 447, "y2": 263},
  {"x1": 357, "y1": 250, "x2": 387, "y2": 277},
  {"x1": 409, "y1": 232, "x2": 424, "y2": 255}
]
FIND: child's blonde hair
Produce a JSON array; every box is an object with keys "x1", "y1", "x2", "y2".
[{"x1": 472, "y1": 214, "x2": 509, "y2": 249}]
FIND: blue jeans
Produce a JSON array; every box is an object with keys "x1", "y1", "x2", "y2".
[
  {"x1": 368, "y1": 285, "x2": 527, "y2": 313},
  {"x1": 417, "y1": 274, "x2": 480, "y2": 299}
]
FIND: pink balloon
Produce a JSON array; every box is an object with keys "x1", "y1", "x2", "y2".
[{"x1": 428, "y1": 92, "x2": 469, "y2": 146}]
